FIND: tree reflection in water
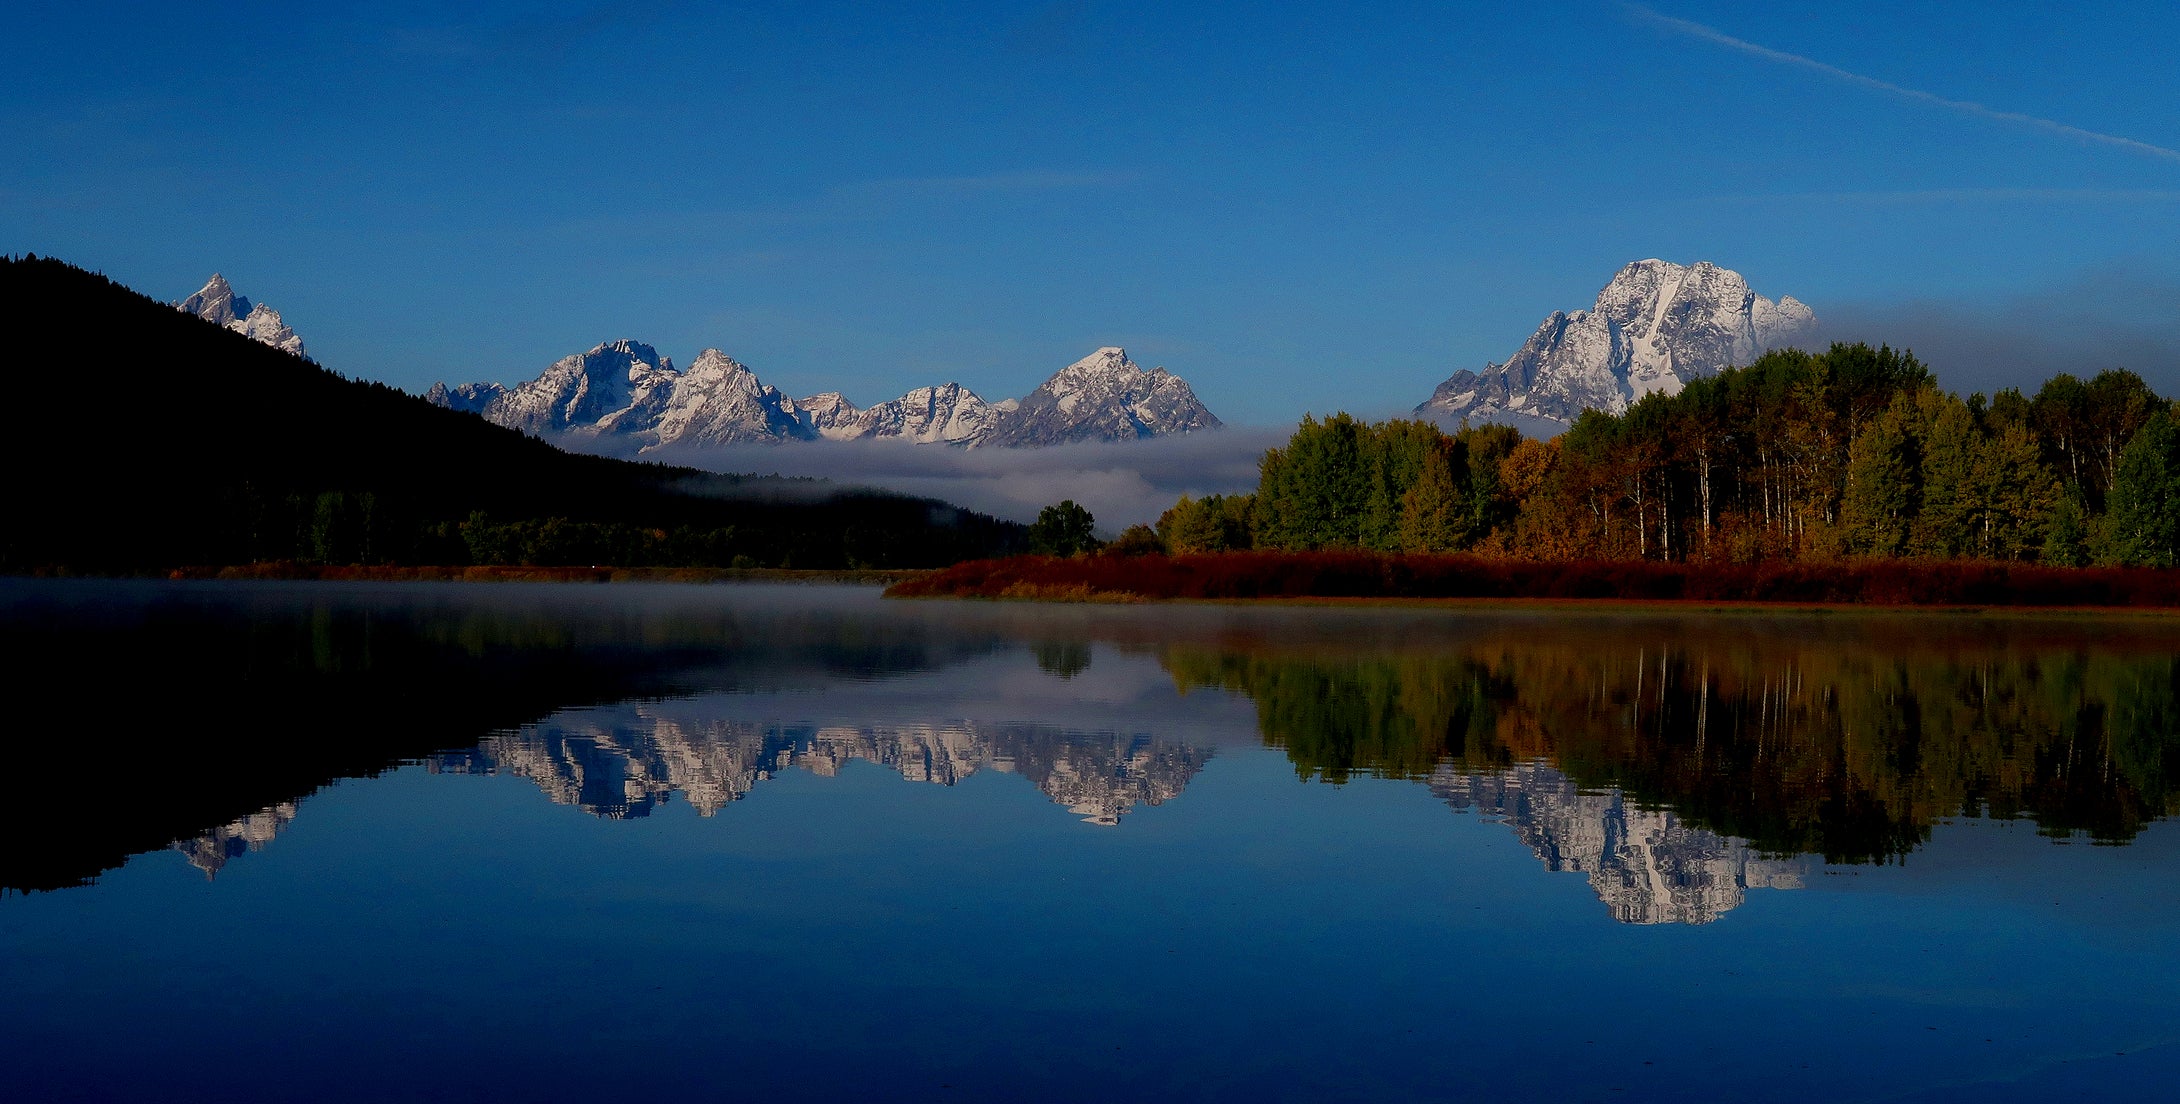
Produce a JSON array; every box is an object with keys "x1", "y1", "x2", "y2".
[{"x1": 1162, "y1": 618, "x2": 2180, "y2": 865}]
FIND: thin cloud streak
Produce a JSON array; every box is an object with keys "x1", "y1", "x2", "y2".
[
  {"x1": 1625, "y1": 4, "x2": 2180, "y2": 165},
  {"x1": 1710, "y1": 188, "x2": 2180, "y2": 206}
]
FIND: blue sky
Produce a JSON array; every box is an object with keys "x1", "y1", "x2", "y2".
[{"x1": 7, "y1": 0, "x2": 2179, "y2": 426}]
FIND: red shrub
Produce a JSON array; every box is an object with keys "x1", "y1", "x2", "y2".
[{"x1": 884, "y1": 552, "x2": 2180, "y2": 608}]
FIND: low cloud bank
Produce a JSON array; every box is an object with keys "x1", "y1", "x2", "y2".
[
  {"x1": 647, "y1": 427, "x2": 1284, "y2": 531},
  {"x1": 1809, "y1": 270, "x2": 2180, "y2": 398}
]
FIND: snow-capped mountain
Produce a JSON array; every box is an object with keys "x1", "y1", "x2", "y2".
[
  {"x1": 428, "y1": 343, "x2": 1219, "y2": 450},
  {"x1": 463, "y1": 339, "x2": 680, "y2": 438},
  {"x1": 176, "y1": 273, "x2": 307, "y2": 358},
  {"x1": 651, "y1": 348, "x2": 809, "y2": 446},
  {"x1": 1418, "y1": 260, "x2": 1814, "y2": 429},
  {"x1": 980, "y1": 347, "x2": 1221, "y2": 447}
]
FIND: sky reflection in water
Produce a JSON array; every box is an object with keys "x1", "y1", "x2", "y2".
[{"x1": 4, "y1": 580, "x2": 2179, "y2": 1102}]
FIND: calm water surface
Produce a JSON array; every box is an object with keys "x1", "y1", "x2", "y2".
[{"x1": 4, "y1": 580, "x2": 2178, "y2": 1102}]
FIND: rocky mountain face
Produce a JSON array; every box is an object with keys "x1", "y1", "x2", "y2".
[
  {"x1": 1429, "y1": 760, "x2": 1807, "y2": 925},
  {"x1": 802, "y1": 382, "x2": 1009, "y2": 446},
  {"x1": 176, "y1": 273, "x2": 307, "y2": 358},
  {"x1": 1418, "y1": 259, "x2": 1814, "y2": 429},
  {"x1": 428, "y1": 343, "x2": 1218, "y2": 450}
]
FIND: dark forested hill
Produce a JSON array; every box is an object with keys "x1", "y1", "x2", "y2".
[{"x1": 0, "y1": 256, "x2": 1022, "y2": 570}]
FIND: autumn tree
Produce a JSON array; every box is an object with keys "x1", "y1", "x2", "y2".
[{"x1": 1158, "y1": 493, "x2": 1255, "y2": 553}]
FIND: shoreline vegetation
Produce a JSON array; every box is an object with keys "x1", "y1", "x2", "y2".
[{"x1": 883, "y1": 549, "x2": 2180, "y2": 609}]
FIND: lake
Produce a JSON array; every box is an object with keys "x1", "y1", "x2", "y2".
[{"x1": 4, "y1": 579, "x2": 2178, "y2": 1102}]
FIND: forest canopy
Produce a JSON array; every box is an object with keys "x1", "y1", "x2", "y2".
[{"x1": 1161, "y1": 343, "x2": 2178, "y2": 567}]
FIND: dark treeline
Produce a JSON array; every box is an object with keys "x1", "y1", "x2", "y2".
[
  {"x1": 1159, "y1": 343, "x2": 2180, "y2": 567},
  {"x1": 0, "y1": 256, "x2": 1022, "y2": 572}
]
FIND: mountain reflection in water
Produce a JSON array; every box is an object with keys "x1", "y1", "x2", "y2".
[
  {"x1": 1431, "y1": 761, "x2": 1809, "y2": 924},
  {"x1": 431, "y1": 712, "x2": 1211, "y2": 825},
  {"x1": 10, "y1": 581, "x2": 2177, "y2": 930}
]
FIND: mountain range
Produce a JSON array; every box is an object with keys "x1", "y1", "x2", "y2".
[
  {"x1": 428, "y1": 343, "x2": 1222, "y2": 451},
  {"x1": 175, "y1": 261, "x2": 1818, "y2": 446},
  {"x1": 1418, "y1": 259, "x2": 1815, "y2": 430}
]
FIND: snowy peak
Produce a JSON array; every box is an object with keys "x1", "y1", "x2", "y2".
[
  {"x1": 483, "y1": 339, "x2": 677, "y2": 437},
  {"x1": 653, "y1": 348, "x2": 806, "y2": 445},
  {"x1": 178, "y1": 273, "x2": 245, "y2": 325},
  {"x1": 980, "y1": 346, "x2": 1221, "y2": 447},
  {"x1": 1418, "y1": 259, "x2": 1814, "y2": 430},
  {"x1": 176, "y1": 273, "x2": 307, "y2": 358},
  {"x1": 1054, "y1": 346, "x2": 1134, "y2": 384}
]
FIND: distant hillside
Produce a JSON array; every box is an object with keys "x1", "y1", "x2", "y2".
[{"x1": 0, "y1": 256, "x2": 1022, "y2": 571}]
